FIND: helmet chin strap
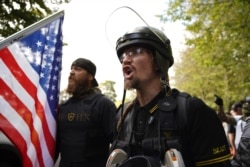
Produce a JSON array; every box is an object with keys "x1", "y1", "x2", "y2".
[{"x1": 160, "y1": 72, "x2": 171, "y2": 95}]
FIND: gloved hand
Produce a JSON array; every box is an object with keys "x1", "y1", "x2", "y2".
[{"x1": 214, "y1": 94, "x2": 223, "y2": 106}]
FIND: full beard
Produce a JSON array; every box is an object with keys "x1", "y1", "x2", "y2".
[{"x1": 66, "y1": 78, "x2": 88, "y2": 95}]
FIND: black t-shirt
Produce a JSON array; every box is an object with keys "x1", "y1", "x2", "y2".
[
  {"x1": 114, "y1": 89, "x2": 231, "y2": 167},
  {"x1": 182, "y1": 94, "x2": 231, "y2": 166},
  {"x1": 56, "y1": 93, "x2": 116, "y2": 164}
]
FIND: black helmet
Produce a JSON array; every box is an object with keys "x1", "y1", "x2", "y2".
[{"x1": 116, "y1": 26, "x2": 174, "y2": 73}]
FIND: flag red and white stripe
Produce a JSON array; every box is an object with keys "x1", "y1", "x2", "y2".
[{"x1": 0, "y1": 11, "x2": 64, "y2": 167}]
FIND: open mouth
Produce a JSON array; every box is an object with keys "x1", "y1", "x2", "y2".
[
  {"x1": 123, "y1": 66, "x2": 133, "y2": 78},
  {"x1": 124, "y1": 68, "x2": 131, "y2": 75}
]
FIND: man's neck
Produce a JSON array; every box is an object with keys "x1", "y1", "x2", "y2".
[
  {"x1": 136, "y1": 85, "x2": 162, "y2": 107},
  {"x1": 73, "y1": 87, "x2": 94, "y2": 98}
]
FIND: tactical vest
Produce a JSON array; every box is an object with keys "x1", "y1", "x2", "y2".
[
  {"x1": 114, "y1": 88, "x2": 191, "y2": 160},
  {"x1": 58, "y1": 93, "x2": 108, "y2": 161}
]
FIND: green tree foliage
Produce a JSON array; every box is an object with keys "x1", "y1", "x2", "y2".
[
  {"x1": 163, "y1": 0, "x2": 250, "y2": 107},
  {"x1": 114, "y1": 89, "x2": 136, "y2": 107},
  {"x1": 99, "y1": 80, "x2": 117, "y2": 103},
  {"x1": 0, "y1": 0, "x2": 69, "y2": 40}
]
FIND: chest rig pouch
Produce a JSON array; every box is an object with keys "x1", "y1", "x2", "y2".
[{"x1": 158, "y1": 96, "x2": 177, "y2": 131}]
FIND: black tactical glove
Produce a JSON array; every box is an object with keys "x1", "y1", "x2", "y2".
[{"x1": 214, "y1": 94, "x2": 223, "y2": 106}]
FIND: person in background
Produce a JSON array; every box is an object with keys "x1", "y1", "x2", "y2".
[
  {"x1": 231, "y1": 95, "x2": 250, "y2": 167},
  {"x1": 214, "y1": 95, "x2": 236, "y2": 157},
  {"x1": 214, "y1": 95, "x2": 236, "y2": 125},
  {"x1": 56, "y1": 58, "x2": 117, "y2": 167},
  {"x1": 108, "y1": 26, "x2": 232, "y2": 167},
  {"x1": 228, "y1": 102, "x2": 244, "y2": 158}
]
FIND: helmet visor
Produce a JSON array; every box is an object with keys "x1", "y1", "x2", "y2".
[{"x1": 105, "y1": 6, "x2": 155, "y2": 51}]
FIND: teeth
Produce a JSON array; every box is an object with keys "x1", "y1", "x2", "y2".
[{"x1": 126, "y1": 70, "x2": 131, "y2": 75}]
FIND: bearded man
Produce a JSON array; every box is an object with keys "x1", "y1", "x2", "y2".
[{"x1": 55, "y1": 58, "x2": 117, "y2": 167}]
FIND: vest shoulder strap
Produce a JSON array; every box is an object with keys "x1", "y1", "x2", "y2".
[{"x1": 172, "y1": 88, "x2": 191, "y2": 130}]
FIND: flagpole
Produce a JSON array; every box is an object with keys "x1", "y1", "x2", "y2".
[{"x1": 0, "y1": 10, "x2": 64, "y2": 50}]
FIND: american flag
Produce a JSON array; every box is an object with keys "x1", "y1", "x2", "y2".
[{"x1": 0, "y1": 11, "x2": 64, "y2": 167}]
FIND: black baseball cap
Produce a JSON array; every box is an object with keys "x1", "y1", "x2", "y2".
[{"x1": 71, "y1": 58, "x2": 99, "y2": 87}]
